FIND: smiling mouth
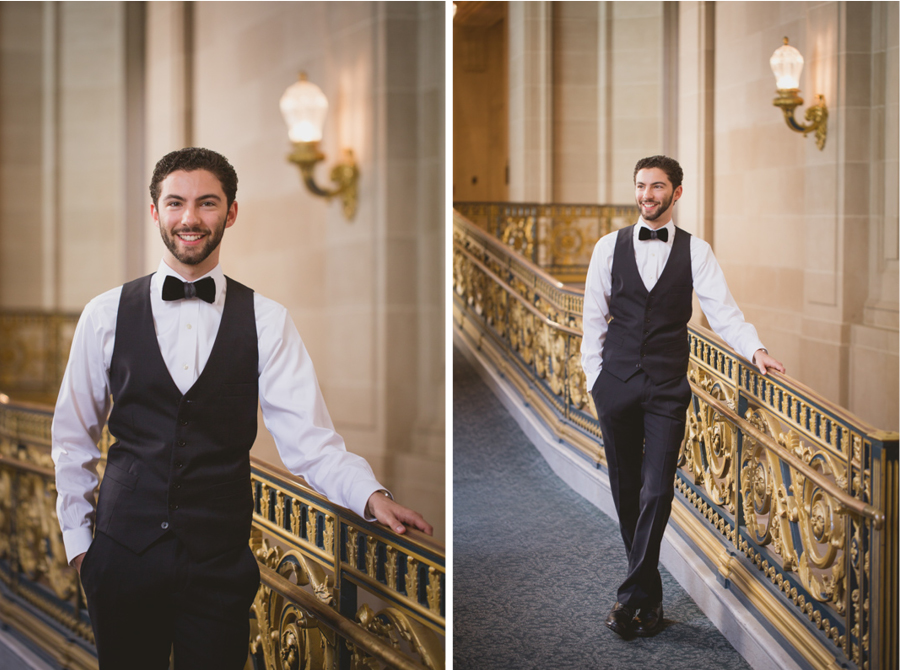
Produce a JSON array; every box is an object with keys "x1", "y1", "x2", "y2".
[{"x1": 176, "y1": 232, "x2": 206, "y2": 243}]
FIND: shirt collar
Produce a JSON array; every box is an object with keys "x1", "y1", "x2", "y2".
[
  {"x1": 635, "y1": 217, "x2": 675, "y2": 244},
  {"x1": 154, "y1": 259, "x2": 226, "y2": 305}
]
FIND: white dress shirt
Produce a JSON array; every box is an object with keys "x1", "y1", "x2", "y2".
[
  {"x1": 580, "y1": 219, "x2": 765, "y2": 392},
  {"x1": 52, "y1": 260, "x2": 385, "y2": 564}
]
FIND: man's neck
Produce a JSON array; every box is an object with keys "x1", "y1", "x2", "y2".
[
  {"x1": 642, "y1": 216, "x2": 672, "y2": 231},
  {"x1": 161, "y1": 253, "x2": 220, "y2": 282},
  {"x1": 162, "y1": 257, "x2": 218, "y2": 282}
]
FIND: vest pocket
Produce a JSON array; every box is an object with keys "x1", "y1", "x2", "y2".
[{"x1": 103, "y1": 461, "x2": 138, "y2": 491}]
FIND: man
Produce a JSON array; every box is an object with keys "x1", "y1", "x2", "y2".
[
  {"x1": 581, "y1": 155, "x2": 784, "y2": 638},
  {"x1": 52, "y1": 147, "x2": 432, "y2": 669}
]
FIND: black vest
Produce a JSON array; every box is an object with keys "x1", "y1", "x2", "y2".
[
  {"x1": 603, "y1": 225, "x2": 693, "y2": 384},
  {"x1": 97, "y1": 273, "x2": 259, "y2": 561}
]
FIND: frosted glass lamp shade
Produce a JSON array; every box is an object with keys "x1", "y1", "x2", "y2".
[
  {"x1": 280, "y1": 73, "x2": 328, "y2": 143},
  {"x1": 770, "y1": 38, "x2": 804, "y2": 90}
]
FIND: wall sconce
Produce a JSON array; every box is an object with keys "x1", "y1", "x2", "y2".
[
  {"x1": 280, "y1": 73, "x2": 359, "y2": 220},
  {"x1": 770, "y1": 37, "x2": 828, "y2": 150}
]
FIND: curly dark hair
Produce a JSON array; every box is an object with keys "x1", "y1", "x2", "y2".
[
  {"x1": 633, "y1": 155, "x2": 683, "y2": 189},
  {"x1": 149, "y1": 147, "x2": 238, "y2": 207}
]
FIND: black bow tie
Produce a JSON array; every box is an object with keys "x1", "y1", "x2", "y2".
[
  {"x1": 638, "y1": 226, "x2": 668, "y2": 242},
  {"x1": 162, "y1": 275, "x2": 216, "y2": 303}
]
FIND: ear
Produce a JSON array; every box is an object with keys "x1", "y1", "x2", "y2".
[
  {"x1": 672, "y1": 185, "x2": 683, "y2": 204},
  {"x1": 225, "y1": 201, "x2": 238, "y2": 229},
  {"x1": 151, "y1": 202, "x2": 160, "y2": 228}
]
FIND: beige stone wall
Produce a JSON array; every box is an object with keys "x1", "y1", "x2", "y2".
[
  {"x1": 0, "y1": 2, "x2": 138, "y2": 312},
  {"x1": 604, "y1": 1, "x2": 664, "y2": 204},
  {"x1": 711, "y1": 1, "x2": 898, "y2": 430},
  {"x1": 453, "y1": 4, "x2": 508, "y2": 202},
  {"x1": 552, "y1": 2, "x2": 599, "y2": 203},
  {"x1": 0, "y1": 3, "x2": 44, "y2": 309},
  {"x1": 508, "y1": 0, "x2": 553, "y2": 202}
]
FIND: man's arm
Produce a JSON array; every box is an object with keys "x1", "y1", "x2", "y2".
[
  {"x1": 581, "y1": 234, "x2": 616, "y2": 392},
  {"x1": 255, "y1": 297, "x2": 432, "y2": 535},
  {"x1": 691, "y1": 239, "x2": 785, "y2": 375},
  {"x1": 51, "y1": 292, "x2": 119, "y2": 568}
]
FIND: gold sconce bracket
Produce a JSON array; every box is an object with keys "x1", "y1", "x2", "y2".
[
  {"x1": 773, "y1": 90, "x2": 828, "y2": 150},
  {"x1": 287, "y1": 143, "x2": 359, "y2": 221}
]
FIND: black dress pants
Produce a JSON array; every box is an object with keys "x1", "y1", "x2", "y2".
[
  {"x1": 80, "y1": 531, "x2": 260, "y2": 670},
  {"x1": 591, "y1": 368, "x2": 692, "y2": 609}
]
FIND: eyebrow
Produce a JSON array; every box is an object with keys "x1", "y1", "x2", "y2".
[
  {"x1": 162, "y1": 193, "x2": 222, "y2": 202},
  {"x1": 636, "y1": 181, "x2": 667, "y2": 187}
]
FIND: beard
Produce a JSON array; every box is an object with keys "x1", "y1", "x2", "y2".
[
  {"x1": 159, "y1": 218, "x2": 226, "y2": 266},
  {"x1": 637, "y1": 191, "x2": 674, "y2": 222}
]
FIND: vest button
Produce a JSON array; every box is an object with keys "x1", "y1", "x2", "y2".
[
  {"x1": 174, "y1": 484, "x2": 182, "y2": 490},
  {"x1": 175, "y1": 461, "x2": 183, "y2": 468},
  {"x1": 177, "y1": 439, "x2": 186, "y2": 447},
  {"x1": 161, "y1": 522, "x2": 169, "y2": 530},
  {"x1": 179, "y1": 419, "x2": 188, "y2": 426},
  {"x1": 169, "y1": 503, "x2": 178, "y2": 511}
]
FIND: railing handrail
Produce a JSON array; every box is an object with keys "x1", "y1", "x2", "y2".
[
  {"x1": 454, "y1": 210, "x2": 579, "y2": 295},
  {"x1": 259, "y1": 564, "x2": 430, "y2": 670},
  {"x1": 0, "y1": 394, "x2": 445, "y2": 554},
  {"x1": 454, "y1": 207, "x2": 899, "y2": 442},
  {"x1": 692, "y1": 382, "x2": 885, "y2": 528},
  {"x1": 455, "y1": 243, "x2": 581, "y2": 337},
  {"x1": 250, "y1": 456, "x2": 445, "y2": 554},
  {"x1": 453, "y1": 199, "x2": 638, "y2": 211}
]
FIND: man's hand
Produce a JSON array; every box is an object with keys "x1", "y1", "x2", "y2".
[
  {"x1": 366, "y1": 492, "x2": 433, "y2": 536},
  {"x1": 753, "y1": 349, "x2": 785, "y2": 376},
  {"x1": 72, "y1": 552, "x2": 86, "y2": 575}
]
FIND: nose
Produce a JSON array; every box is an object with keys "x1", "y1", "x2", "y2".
[{"x1": 181, "y1": 204, "x2": 200, "y2": 224}]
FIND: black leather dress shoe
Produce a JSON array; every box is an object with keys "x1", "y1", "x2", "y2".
[
  {"x1": 604, "y1": 602, "x2": 635, "y2": 637},
  {"x1": 633, "y1": 602, "x2": 664, "y2": 637}
]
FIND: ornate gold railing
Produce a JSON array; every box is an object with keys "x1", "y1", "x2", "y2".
[
  {"x1": 0, "y1": 311, "x2": 79, "y2": 404},
  {"x1": 453, "y1": 209, "x2": 898, "y2": 670},
  {"x1": 453, "y1": 201, "x2": 638, "y2": 283},
  {"x1": 0, "y1": 313, "x2": 444, "y2": 670}
]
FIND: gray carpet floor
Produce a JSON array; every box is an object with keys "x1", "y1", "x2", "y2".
[{"x1": 452, "y1": 347, "x2": 752, "y2": 670}]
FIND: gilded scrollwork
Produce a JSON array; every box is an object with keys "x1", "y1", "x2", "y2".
[
  {"x1": 249, "y1": 535, "x2": 335, "y2": 670},
  {"x1": 566, "y1": 350, "x2": 588, "y2": 411},
  {"x1": 351, "y1": 603, "x2": 445, "y2": 670},
  {"x1": 499, "y1": 215, "x2": 535, "y2": 259},
  {"x1": 682, "y1": 368, "x2": 736, "y2": 510}
]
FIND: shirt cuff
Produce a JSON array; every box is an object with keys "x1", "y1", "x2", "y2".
[
  {"x1": 585, "y1": 368, "x2": 601, "y2": 394},
  {"x1": 742, "y1": 341, "x2": 767, "y2": 365},
  {"x1": 63, "y1": 527, "x2": 94, "y2": 566},
  {"x1": 351, "y1": 482, "x2": 390, "y2": 522}
]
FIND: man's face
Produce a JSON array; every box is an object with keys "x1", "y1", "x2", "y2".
[
  {"x1": 151, "y1": 169, "x2": 237, "y2": 276},
  {"x1": 634, "y1": 167, "x2": 682, "y2": 225}
]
